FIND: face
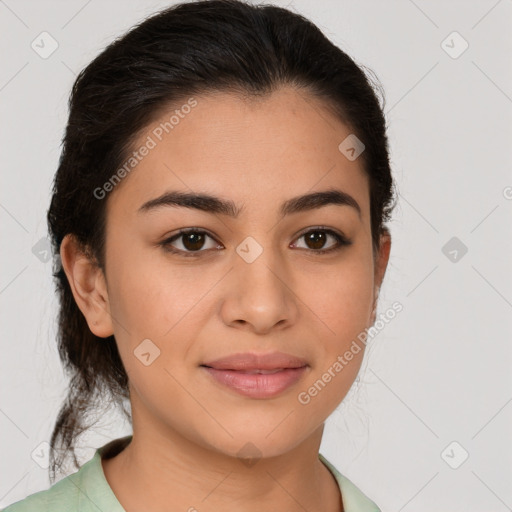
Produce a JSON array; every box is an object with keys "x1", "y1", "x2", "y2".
[{"x1": 66, "y1": 86, "x2": 390, "y2": 459}]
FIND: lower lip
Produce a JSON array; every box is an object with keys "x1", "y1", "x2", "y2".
[{"x1": 201, "y1": 366, "x2": 308, "y2": 399}]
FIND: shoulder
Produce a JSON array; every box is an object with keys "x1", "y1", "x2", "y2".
[
  {"x1": 1, "y1": 468, "x2": 86, "y2": 512},
  {"x1": 318, "y1": 453, "x2": 381, "y2": 512},
  {"x1": 1, "y1": 437, "x2": 131, "y2": 512},
  {"x1": 1, "y1": 451, "x2": 102, "y2": 512}
]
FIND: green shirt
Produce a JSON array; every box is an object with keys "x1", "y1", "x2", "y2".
[{"x1": 2, "y1": 436, "x2": 380, "y2": 511}]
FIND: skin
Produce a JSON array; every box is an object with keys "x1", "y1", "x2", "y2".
[{"x1": 60, "y1": 85, "x2": 391, "y2": 512}]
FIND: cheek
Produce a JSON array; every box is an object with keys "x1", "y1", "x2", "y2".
[
  {"x1": 106, "y1": 243, "x2": 195, "y2": 334},
  {"x1": 296, "y1": 261, "x2": 373, "y2": 416},
  {"x1": 305, "y1": 257, "x2": 374, "y2": 339},
  {"x1": 105, "y1": 247, "x2": 211, "y2": 386}
]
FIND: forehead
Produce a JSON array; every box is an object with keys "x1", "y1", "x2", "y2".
[{"x1": 106, "y1": 86, "x2": 370, "y2": 220}]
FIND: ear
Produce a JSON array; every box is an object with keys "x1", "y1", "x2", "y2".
[
  {"x1": 59, "y1": 234, "x2": 114, "y2": 338},
  {"x1": 370, "y1": 229, "x2": 392, "y2": 324}
]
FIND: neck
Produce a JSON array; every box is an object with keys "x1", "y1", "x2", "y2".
[{"x1": 101, "y1": 418, "x2": 343, "y2": 512}]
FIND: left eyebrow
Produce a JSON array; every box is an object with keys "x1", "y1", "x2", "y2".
[{"x1": 138, "y1": 188, "x2": 362, "y2": 220}]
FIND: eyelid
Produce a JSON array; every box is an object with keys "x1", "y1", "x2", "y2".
[
  {"x1": 290, "y1": 226, "x2": 351, "y2": 252},
  {"x1": 292, "y1": 225, "x2": 348, "y2": 242},
  {"x1": 160, "y1": 226, "x2": 351, "y2": 256},
  {"x1": 160, "y1": 228, "x2": 222, "y2": 256}
]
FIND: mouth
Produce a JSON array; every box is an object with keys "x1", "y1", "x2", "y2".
[
  {"x1": 200, "y1": 351, "x2": 309, "y2": 398},
  {"x1": 203, "y1": 368, "x2": 290, "y2": 374},
  {"x1": 201, "y1": 351, "x2": 308, "y2": 372}
]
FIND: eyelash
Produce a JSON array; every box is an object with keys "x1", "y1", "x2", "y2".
[{"x1": 159, "y1": 227, "x2": 352, "y2": 258}]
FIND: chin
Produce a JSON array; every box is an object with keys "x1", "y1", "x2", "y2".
[{"x1": 195, "y1": 420, "x2": 316, "y2": 462}]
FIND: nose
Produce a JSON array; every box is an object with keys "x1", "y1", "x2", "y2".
[{"x1": 219, "y1": 244, "x2": 299, "y2": 334}]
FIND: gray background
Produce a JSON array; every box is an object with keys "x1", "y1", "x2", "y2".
[{"x1": 1, "y1": 0, "x2": 511, "y2": 510}]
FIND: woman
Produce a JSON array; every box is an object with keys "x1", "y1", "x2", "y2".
[{"x1": 2, "y1": 0, "x2": 395, "y2": 510}]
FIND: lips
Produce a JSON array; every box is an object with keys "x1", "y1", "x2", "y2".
[
  {"x1": 201, "y1": 351, "x2": 308, "y2": 371},
  {"x1": 200, "y1": 351, "x2": 309, "y2": 399},
  {"x1": 234, "y1": 369, "x2": 284, "y2": 374}
]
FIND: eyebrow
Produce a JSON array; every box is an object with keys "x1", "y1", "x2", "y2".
[{"x1": 138, "y1": 188, "x2": 361, "y2": 219}]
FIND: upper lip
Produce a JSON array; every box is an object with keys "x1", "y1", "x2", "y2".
[{"x1": 201, "y1": 351, "x2": 308, "y2": 371}]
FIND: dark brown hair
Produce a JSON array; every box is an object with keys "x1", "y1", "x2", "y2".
[{"x1": 47, "y1": 0, "x2": 396, "y2": 482}]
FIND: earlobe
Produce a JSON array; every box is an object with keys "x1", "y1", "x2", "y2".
[{"x1": 59, "y1": 234, "x2": 114, "y2": 338}]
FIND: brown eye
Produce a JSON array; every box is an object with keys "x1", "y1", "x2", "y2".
[
  {"x1": 160, "y1": 227, "x2": 351, "y2": 258},
  {"x1": 304, "y1": 231, "x2": 328, "y2": 250},
  {"x1": 160, "y1": 229, "x2": 221, "y2": 257},
  {"x1": 181, "y1": 232, "x2": 207, "y2": 251},
  {"x1": 292, "y1": 228, "x2": 351, "y2": 254}
]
